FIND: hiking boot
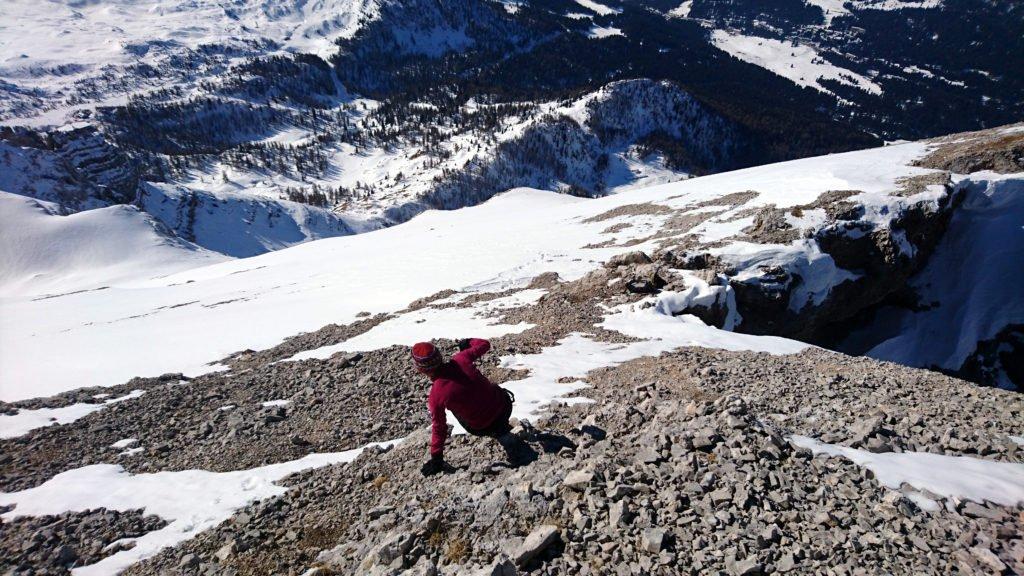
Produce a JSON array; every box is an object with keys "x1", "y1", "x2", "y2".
[{"x1": 496, "y1": 432, "x2": 537, "y2": 466}]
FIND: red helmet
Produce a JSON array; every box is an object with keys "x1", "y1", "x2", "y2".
[{"x1": 412, "y1": 342, "x2": 442, "y2": 371}]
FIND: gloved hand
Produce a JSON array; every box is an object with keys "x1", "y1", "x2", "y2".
[
  {"x1": 457, "y1": 338, "x2": 471, "y2": 351},
  {"x1": 421, "y1": 455, "x2": 446, "y2": 477}
]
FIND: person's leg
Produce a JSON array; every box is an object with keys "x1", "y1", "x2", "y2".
[{"x1": 488, "y1": 392, "x2": 537, "y2": 464}]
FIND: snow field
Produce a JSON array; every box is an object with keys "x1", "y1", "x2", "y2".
[
  {"x1": 0, "y1": 191, "x2": 227, "y2": 298},
  {"x1": 710, "y1": 30, "x2": 883, "y2": 96},
  {"x1": 0, "y1": 140, "x2": 937, "y2": 401},
  {"x1": 0, "y1": 390, "x2": 145, "y2": 439}
]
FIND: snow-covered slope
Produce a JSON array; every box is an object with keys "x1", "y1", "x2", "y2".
[
  {"x1": 0, "y1": 0, "x2": 377, "y2": 121},
  {"x1": 0, "y1": 131, "x2": 970, "y2": 399},
  {"x1": 0, "y1": 191, "x2": 226, "y2": 298},
  {"x1": 2, "y1": 124, "x2": 1021, "y2": 401},
  {"x1": 710, "y1": 31, "x2": 883, "y2": 97},
  {"x1": 139, "y1": 183, "x2": 361, "y2": 257}
]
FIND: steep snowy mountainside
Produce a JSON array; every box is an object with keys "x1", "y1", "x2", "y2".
[
  {"x1": 3, "y1": 124, "x2": 1020, "y2": 401},
  {"x1": 0, "y1": 191, "x2": 226, "y2": 298},
  {"x1": 0, "y1": 0, "x2": 378, "y2": 119},
  {"x1": 0, "y1": 0, "x2": 1020, "y2": 269},
  {"x1": 138, "y1": 183, "x2": 360, "y2": 258}
]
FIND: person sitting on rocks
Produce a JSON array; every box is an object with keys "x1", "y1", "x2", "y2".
[{"x1": 412, "y1": 338, "x2": 530, "y2": 476}]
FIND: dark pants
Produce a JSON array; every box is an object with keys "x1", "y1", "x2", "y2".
[{"x1": 460, "y1": 388, "x2": 514, "y2": 438}]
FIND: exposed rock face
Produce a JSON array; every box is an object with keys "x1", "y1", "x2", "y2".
[
  {"x1": 654, "y1": 126, "x2": 1024, "y2": 358},
  {"x1": 733, "y1": 175, "x2": 960, "y2": 343},
  {"x1": 958, "y1": 324, "x2": 1024, "y2": 391},
  {"x1": 0, "y1": 125, "x2": 140, "y2": 212},
  {"x1": 660, "y1": 178, "x2": 961, "y2": 343},
  {"x1": 49, "y1": 125, "x2": 140, "y2": 206}
]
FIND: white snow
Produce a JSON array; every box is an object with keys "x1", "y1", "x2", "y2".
[
  {"x1": 0, "y1": 0, "x2": 376, "y2": 69},
  {"x1": 587, "y1": 25, "x2": 624, "y2": 39},
  {"x1": 0, "y1": 442, "x2": 396, "y2": 575},
  {"x1": 854, "y1": 174, "x2": 1024, "y2": 378},
  {"x1": 805, "y1": 0, "x2": 850, "y2": 24},
  {"x1": 0, "y1": 191, "x2": 228, "y2": 298},
  {"x1": 853, "y1": 0, "x2": 941, "y2": 9},
  {"x1": 286, "y1": 290, "x2": 545, "y2": 362},
  {"x1": 717, "y1": 240, "x2": 861, "y2": 312},
  {"x1": 496, "y1": 293, "x2": 808, "y2": 419},
  {"x1": 574, "y1": 0, "x2": 622, "y2": 16},
  {"x1": 260, "y1": 400, "x2": 291, "y2": 408},
  {"x1": 711, "y1": 30, "x2": 883, "y2": 96},
  {"x1": 0, "y1": 390, "x2": 145, "y2": 439},
  {"x1": 806, "y1": 0, "x2": 942, "y2": 25},
  {"x1": 0, "y1": 141, "x2": 936, "y2": 401},
  {"x1": 601, "y1": 297, "x2": 808, "y2": 355},
  {"x1": 668, "y1": 1, "x2": 693, "y2": 18},
  {"x1": 791, "y1": 435, "x2": 1024, "y2": 510},
  {"x1": 110, "y1": 438, "x2": 138, "y2": 449}
]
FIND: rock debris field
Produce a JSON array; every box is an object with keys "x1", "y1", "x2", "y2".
[{"x1": 1, "y1": 269, "x2": 1022, "y2": 576}]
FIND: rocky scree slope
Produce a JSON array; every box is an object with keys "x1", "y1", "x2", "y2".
[
  {"x1": 123, "y1": 349, "x2": 1024, "y2": 576},
  {"x1": 2, "y1": 257, "x2": 1021, "y2": 576}
]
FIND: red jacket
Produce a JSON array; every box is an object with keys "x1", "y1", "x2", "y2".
[{"x1": 427, "y1": 338, "x2": 506, "y2": 457}]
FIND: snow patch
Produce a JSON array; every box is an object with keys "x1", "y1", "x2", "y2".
[
  {"x1": 587, "y1": 25, "x2": 624, "y2": 39},
  {"x1": 574, "y1": 0, "x2": 622, "y2": 16},
  {"x1": 286, "y1": 290, "x2": 545, "y2": 362},
  {"x1": 0, "y1": 442, "x2": 396, "y2": 575},
  {"x1": 790, "y1": 435, "x2": 1024, "y2": 509},
  {"x1": 0, "y1": 390, "x2": 145, "y2": 439},
  {"x1": 110, "y1": 438, "x2": 138, "y2": 449},
  {"x1": 711, "y1": 30, "x2": 883, "y2": 96},
  {"x1": 600, "y1": 298, "x2": 808, "y2": 356},
  {"x1": 668, "y1": 1, "x2": 693, "y2": 18}
]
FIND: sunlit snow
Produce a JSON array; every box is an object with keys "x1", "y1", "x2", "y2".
[
  {"x1": 791, "y1": 435, "x2": 1024, "y2": 511},
  {"x1": 711, "y1": 30, "x2": 883, "y2": 96},
  {"x1": 0, "y1": 141, "x2": 934, "y2": 401},
  {"x1": 0, "y1": 442, "x2": 396, "y2": 575}
]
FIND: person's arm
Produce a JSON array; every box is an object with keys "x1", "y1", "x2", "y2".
[
  {"x1": 428, "y1": 394, "x2": 447, "y2": 459},
  {"x1": 454, "y1": 338, "x2": 491, "y2": 363},
  {"x1": 422, "y1": 391, "x2": 451, "y2": 476}
]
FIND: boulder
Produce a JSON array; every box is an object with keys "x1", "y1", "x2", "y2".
[
  {"x1": 513, "y1": 525, "x2": 560, "y2": 567},
  {"x1": 562, "y1": 470, "x2": 594, "y2": 491}
]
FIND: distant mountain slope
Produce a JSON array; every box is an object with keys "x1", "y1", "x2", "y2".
[
  {"x1": 0, "y1": 0, "x2": 1020, "y2": 259},
  {"x1": 0, "y1": 191, "x2": 225, "y2": 298}
]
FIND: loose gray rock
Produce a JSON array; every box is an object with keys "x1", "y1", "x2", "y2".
[{"x1": 513, "y1": 525, "x2": 559, "y2": 567}]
